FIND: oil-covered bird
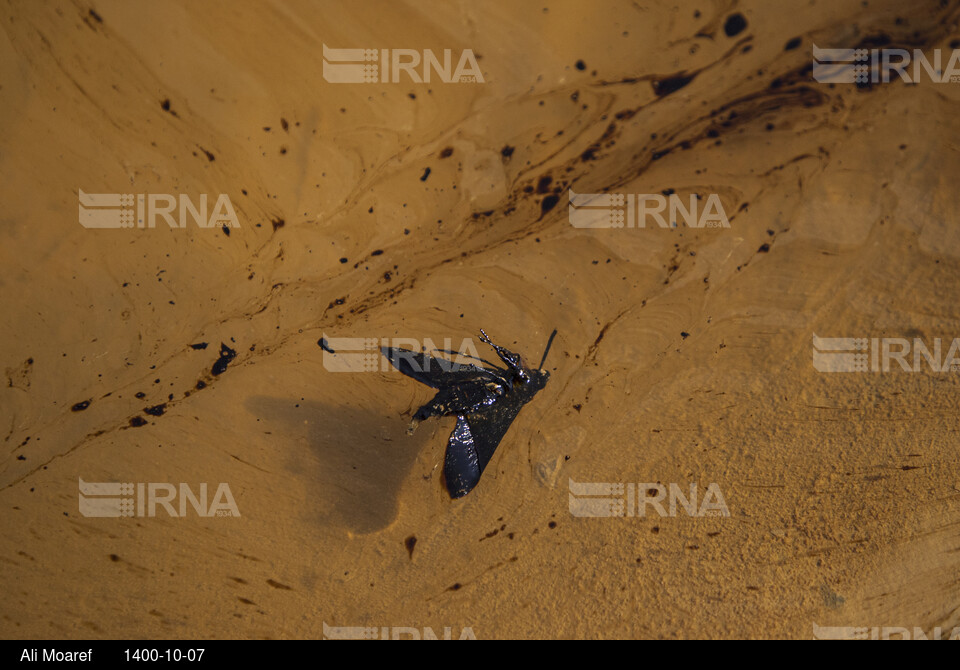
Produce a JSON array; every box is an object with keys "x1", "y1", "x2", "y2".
[{"x1": 383, "y1": 328, "x2": 556, "y2": 498}]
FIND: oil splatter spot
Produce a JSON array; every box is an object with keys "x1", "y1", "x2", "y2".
[
  {"x1": 540, "y1": 194, "x2": 560, "y2": 217},
  {"x1": 212, "y1": 343, "x2": 237, "y2": 376},
  {"x1": 653, "y1": 73, "x2": 695, "y2": 97},
  {"x1": 724, "y1": 13, "x2": 747, "y2": 37}
]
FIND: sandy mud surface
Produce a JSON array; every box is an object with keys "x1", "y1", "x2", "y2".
[{"x1": 1, "y1": 0, "x2": 959, "y2": 639}]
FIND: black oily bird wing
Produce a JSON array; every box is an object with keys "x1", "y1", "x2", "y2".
[
  {"x1": 382, "y1": 346, "x2": 504, "y2": 420},
  {"x1": 381, "y1": 346, "x2": 497, "y2": 389},
  {"x1": 443, "y1": 398, "x2": 527, "y2": 499}
]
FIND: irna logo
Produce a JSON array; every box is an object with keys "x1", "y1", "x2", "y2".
[
  {"x1": 322, "y1": 45, "x2": 484, "y2": 83},
  {"x1": 812, "y1": 335, "x2": 960, "y2": 373},
  {"x1": 79, "y1": 190, "x2": 240, "y2": 229},
  {"x1": 568, "y1": 190, "x2": 730, "y2": 229},
  {"x1": 320, "y1": 335, "x2": 481, "y2": 373},
  {"x1": 323, "y1": 623, "x2": 477, "y2": 640},
  {"x1": 813, "y1": 45, "x2": 960, "y2": 84},
  {"x1": 568, "y1": 480, "x2": 730, "y2": 518},
  {"x1": 78, "y1": 478, "x2": 240, "y2": 518}
]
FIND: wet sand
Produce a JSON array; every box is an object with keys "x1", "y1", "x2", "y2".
[{"x1": 1, "y1": 0, "x2": 959, "y2": 639}]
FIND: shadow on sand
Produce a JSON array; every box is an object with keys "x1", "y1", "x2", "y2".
[{"x1": 246, "y1": 395, "x2": 443, "y2": 534}]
